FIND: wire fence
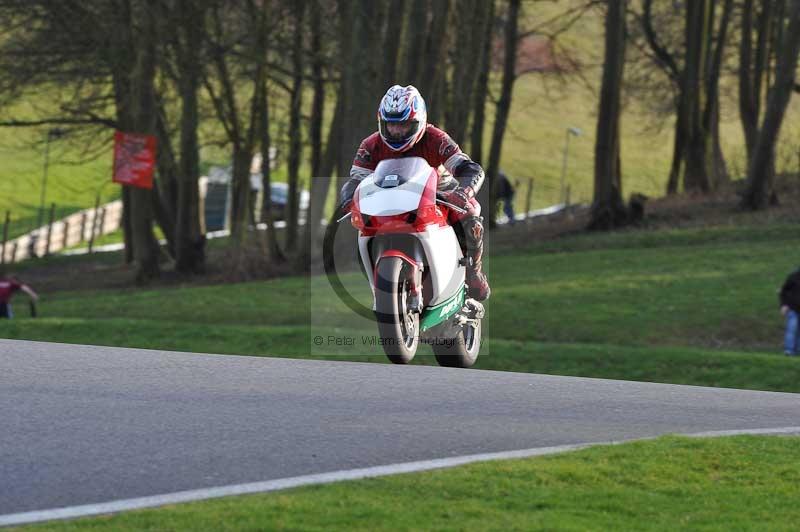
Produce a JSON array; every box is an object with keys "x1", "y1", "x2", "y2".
[{"x1": 0, "y1": 200, "x2": 123, "y2": 265}]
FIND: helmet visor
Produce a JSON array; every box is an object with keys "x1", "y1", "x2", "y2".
[{"x1": 379, "y1": 119, "x2": 420, "y2": 148}]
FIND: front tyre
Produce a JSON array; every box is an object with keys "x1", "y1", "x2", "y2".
[
  {"x1": 375, "y1": 257, "x2": 419, "y2": 364},
  {"x1": 432, "y1": 319, "x2": 481, "y2": 368}
]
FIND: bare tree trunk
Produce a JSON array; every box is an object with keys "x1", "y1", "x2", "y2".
[
  {"x1": 740, "y1": 0, "x2": 775, "y2": 167},
  {"x1": 335, "y1": 0, "x2": 381, "y2": 187},
  {"x1": 642, "y1": 0, "x2": 684, "y2": 194},
  {"x1": 447, "y1": 0, "x2": 485, "y2": 144},
  {"x1": 418, "y1": 0, "x2": 451, "y2": 123},
  {"x1": 130, "y1": 20, "x2": 161, "y2": 279},
  {"x1": 286, "y1": 0, "x2": 306, "y2": 253},
  {"x1": 683, "y1": 0, "x2": 713, "y2": 193},
  {"x1": 482, "y1": 0, "x2": 520, "y2": 229},
  {"x1": 589, "y1": 0, "x2": 628, "y2": 230},
  {"x1": 229, "y1": 146, "x2": 252, "y2": 243},
  {"x1": 121, "y1": 186, "x2": 133, "y2": 263},
  {"x1": 257, "y1": 78, "x2": 284, "y2": 263},
  {"x1": 403, "y1": 0, "x2": 427, "y2": 85},
  {"x1": 470, "y1": 0, "x2": 495, "y2": 164},
  {"x1": 204, "y1": 4, "x2": 261, "y2": 246},
  {"x1": 154, "y1": 101, "x2": 179, "y2": 255},
  {"x1": 174, "y1": 0, "x2": 205, "y2": 273},
  {"x1": 309, "y1": 0, "x2": 325, "y2": 179},
  {"x1": 303, "y1": 0, "x2": 330, "y2": 263},
  {"x1": 742, "y1": 0, "x2": 800, "y2": 209},
  {"x1": 703, "y1": 0, "x2": 733, "y2": 188},
  {"x1": 381, "y1": 0, "x2": 406, "y2": 87},
  {"x1": 113, "y1": 0, "x2": 161, "y2": 281},
  {"x1": 712, "y1": 99, "x2": 729, "y2": 185},
  {"x1": 666, "y1": 102, "x2": 686, "y2": 194}
]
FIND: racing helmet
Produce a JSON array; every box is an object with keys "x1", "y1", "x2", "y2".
[{"x1": 377, "y1": 85, "x2": 427, "y2": 152}]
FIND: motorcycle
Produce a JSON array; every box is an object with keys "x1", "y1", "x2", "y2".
[{"x1": 336, "y1": 157, "x2": 484, "y2": 368}]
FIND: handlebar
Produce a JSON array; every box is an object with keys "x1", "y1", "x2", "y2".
[
  {"x1": 337, "y1": 198, "x2": 467, "y2": 223},
  {"x1": 436, "y1": 193, "x2": 467, "y2": 214}
]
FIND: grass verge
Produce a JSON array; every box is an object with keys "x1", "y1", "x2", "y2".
[{"x1": 14, "y1": 435, "x2": 800, "y2": 531}]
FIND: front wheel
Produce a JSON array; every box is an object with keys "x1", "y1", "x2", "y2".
[
  {"x1": 375, "y1": 257, "x2": 419, "y2": 364},
  {"x1": 432, "y1": 319, "x2": 481, "y2": 368}
]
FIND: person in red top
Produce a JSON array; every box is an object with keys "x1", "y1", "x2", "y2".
[
  {"x1": 0, "y1": 276, "x2": 38, "y2": 319},
  {"x1": 339, "y1": 85, "x2": 491, "y2": 301}
]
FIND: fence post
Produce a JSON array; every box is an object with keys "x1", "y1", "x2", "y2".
[
  {"x1": 11, "y1": 242, "x2": 18, "y2": 263},
  {"x1": 79, "y1": 212, "x2": 87, "y2": 243},
  {"x1": 524, "y1": 178, "x2": 534, "y2": 221},
  {"x1": 99, "y1": 207, "x2": 107, "y2": 236},
  {"x1": 1, "y1": 211, "x2": 9, "y2": 266},
  {"x1": 62, "y1": 219, "x2": 70, "y2": 250},
  {"x1": 45, "y1": 202, "x2": 56, "y2": 256},
  {"x1": 88, "y1": 195, "x2": 101, "y2": 253},
  {"x1": 565, "y1": 185, "x2": 573, "y2": 219}
]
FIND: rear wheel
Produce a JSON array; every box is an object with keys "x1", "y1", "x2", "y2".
[
  {"x1": 432, "y1": 319, "x2": 481, "y2": 368},
  {"x1": 375, "y1": 257, "x2": 419, "y2": 364}
]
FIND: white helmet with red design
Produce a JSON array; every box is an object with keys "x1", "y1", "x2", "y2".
[{"x1": 377, "y1": 85, "x2": 428, "y2": 152}]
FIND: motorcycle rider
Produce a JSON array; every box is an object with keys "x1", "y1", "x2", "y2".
[{"x1": 339, "y1": 85, "x2": 491, "y2": 301}]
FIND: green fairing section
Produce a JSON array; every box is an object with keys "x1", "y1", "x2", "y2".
[{"x1": 420, "y1": 287, "x2": 465, "y2": 332}]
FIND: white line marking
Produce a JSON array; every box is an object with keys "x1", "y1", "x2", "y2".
[
  {"x1": 685, "y1": 426, "x2": 800, "y2": 438},
  {"x1": 2, "y1": 426, "x2": 799, "y2": 527}
]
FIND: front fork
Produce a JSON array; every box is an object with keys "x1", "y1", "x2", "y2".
[{"x1": 376, "y1": 250, "x2": 424, "y2": 315}]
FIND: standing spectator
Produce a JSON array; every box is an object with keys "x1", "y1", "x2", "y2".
[
  {"x1": 496, "y1": 170, "x2": 517, "y2": 225},
  {"x1": 779, "y1": 266, "x2": 800, "y2": 356},
  {"x1": 0, "y1": 275, "x2": 39, "y2": 319}
]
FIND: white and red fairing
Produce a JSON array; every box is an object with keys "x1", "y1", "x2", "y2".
[{"x1": 351, "y1": 157, "x2": 465, "y2": 308}]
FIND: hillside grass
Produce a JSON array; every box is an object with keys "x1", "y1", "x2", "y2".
[
  {"x1": 4, "y1": 221, "x2": 800, "y2": 392},
  {"x1": 6, "y1": 2, "x2": 800, "y2": 239},
  {"x1": 16, "y1": 435, "x2": 800, "y2": 531},
  {"x1": 0, "y1": 123, "x2": 117, "y2": 240}
]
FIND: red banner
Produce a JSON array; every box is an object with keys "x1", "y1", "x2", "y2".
[{"x1": 112, "y1": 131, "x2": 157, "y2": 189}]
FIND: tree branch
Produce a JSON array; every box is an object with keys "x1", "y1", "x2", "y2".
[{"x1": 0, "y1": 116, "x2": 117, "y2": 128}]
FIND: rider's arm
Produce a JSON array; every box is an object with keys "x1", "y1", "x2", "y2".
[
  {"x1": 448, "y1": 157, "x2": 485, "y2": 195},
  {"x1": 340, "y1": 139, "x2": 377, "y2": 208},
  {"x1": 435, "y1": 129, "x2": 485, "y2": 195},
  {"x1": 20, "y1": 284, "x2": 38, "y2": 302}
]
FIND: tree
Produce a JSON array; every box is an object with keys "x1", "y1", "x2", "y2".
[
  {"x1": 0, "y1": 1, "x2": 164, "y2": 279},
  {"x1": 481, "y1": 0, "x2": 521, "y2": 228},
  {"x1": 638, "y1": 0, "x2": 733, "y2": 194},
  {"x1": 446, "y1": 0, "x2": 491, "y2": 146},
  {"x1": 301, "y1": 0, "x2": 332, "y2": 264},
  {"x1": 105, "y1": 0, "x2": 163, "y2": 280},
  {"x1": 380, "y1": 0, "x2": 407, "y2": 87},
  {"x1": 202, "y1": 2, "x2": 269, "y2": 245},
  {"x1": 589, "y1": 0, "x2": 628, "y2": 229},
  {"x1": 167, "y1": 0, "x2": 208, "y2": 273},
  {"x1": 739, "y1": 0, "x2": 775, "y2": 167},
  {"x1": 285, "y1": 0, "x2": 306, "y2": 253},
  {"x1": 417, "y1": 0, "x2": 452, "y2": 124},
  {"x1": 470, "y1": 0, "x2": 496, "y2": 164},
  {"x1": 741, "y1": 0, "x2": 800, "y2": 209},
  {"x1": 334, "y1": 0, "x2": 384, "y2": 183}
]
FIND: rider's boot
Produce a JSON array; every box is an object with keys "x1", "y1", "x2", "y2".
[{"x1": 462, "y1": 216, "x2": 491, "y2": 301}]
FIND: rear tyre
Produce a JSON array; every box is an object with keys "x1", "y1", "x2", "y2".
[
  {"x1": 432, "y1": 319, "x2": 481, "y2": 368},
  {"x1": 375, "y1": 257, "x2": 419, "y2": 364}
]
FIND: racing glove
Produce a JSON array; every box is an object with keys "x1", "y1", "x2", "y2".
[{"x1": 440, "y1": 186, "x2": 474, "y2": 211}]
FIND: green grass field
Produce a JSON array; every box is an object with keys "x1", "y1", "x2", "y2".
[
  {"x1": 4, "y1": 221, "x2": 799, "y2": 391},
  {"x1": 14, "y1": 435, "x2": 800, "y2": 531}
]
